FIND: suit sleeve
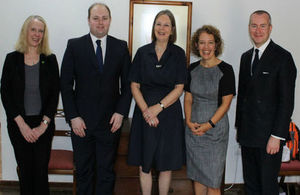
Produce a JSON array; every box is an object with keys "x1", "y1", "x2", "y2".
[
  {"x1": 60, "y1": 40, "x2": 79, "y2": 121},
  {"x1": 235, "y1": 55, "x2": 245, "y2": 128},
  {"x1": 1, "y1": 54, "x2": 20, "y2": 119},
  {"x1": 272, "y1": 52, "x2": 297, "y2": 137},
  {"x1": 115, "y1": 42, "x2": 132, "y2": 117},
  {"x1": 42, "y1": 54, "x2": 60, "y2": 119}
]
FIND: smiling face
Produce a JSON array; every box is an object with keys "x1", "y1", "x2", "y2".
[
  {"x1": 197, "y1": 32, "x2": 216, "y2": 60},
  {"x1": 154, "y1": 14, "x2": 172, "y2": 43},
  {"x1": 27, "y1": 19, "x2": 45, "y2": 48},
  {"x1": 249, "y1": 13, "x2": 272, "y2": 48},
  {"x1": 88, "y1": 4, "x2": 111, "y2": 38}
]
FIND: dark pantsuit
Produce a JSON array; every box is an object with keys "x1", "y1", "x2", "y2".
[
  {"x1": 8, "y1": 115, "x2": 53, "y2": 195},
  {"x1": 1, "y1": 51, "x2": 59, "y2": 195},
  {"x1": 241, "y1": 146, "x2": 282, "y2": 195},
  {"x1": 71, "y1": 127, "x2": 121, "y2": 195}
]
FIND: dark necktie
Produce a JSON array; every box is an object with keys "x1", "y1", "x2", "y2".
[
  {"x1": 96, "y1": 40, "x2": 103, "y2": 72},
  {"x1": 252, "y1": 49, "x2": 259, "y2": 74}
]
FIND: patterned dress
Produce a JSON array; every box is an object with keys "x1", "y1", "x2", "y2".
[{"x1": 185, "y1": 61, "x2": 235, "y2": 188}]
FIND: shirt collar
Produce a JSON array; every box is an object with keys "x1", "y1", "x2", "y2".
[
  {"x1": 90, "y1": 33, "x2": 107, "y2": 46},
  {"x1": 254, "y1": 38, "x2": 271, "y2": 53}
]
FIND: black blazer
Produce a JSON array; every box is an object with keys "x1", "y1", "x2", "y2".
[
  {"x1": 236, "y1": 40, "x2": 297, "y2": 148},
  {"x1": 60, "y1": 34, "x2": 132, "y2": 130},
  {"x1": 1, "y1": 51, "x2": 60, "y2": 122}
]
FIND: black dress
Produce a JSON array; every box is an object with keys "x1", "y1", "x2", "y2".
[{"x1": 127, "y1": 42, "x2": 187, "y2": 173}]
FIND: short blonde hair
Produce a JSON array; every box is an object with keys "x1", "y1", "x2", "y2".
[
  {"x1": 15, "y1": 15, "x2": 51, "y2": 56},
  {"x1": 191, "y1": 25, "x2": 223, "y2": 57}
]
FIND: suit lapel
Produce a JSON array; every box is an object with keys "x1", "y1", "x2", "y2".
[
  {"x1": 85, "y1": 34, "x2": 99, "y2": 70},
  {"x1": 244, "y1": 49, "x2": 253, "y2": 78},
  {"x1": 39, "y1": 54, "x2": 46, "y2": 100},
  {"x1": 251, "y1": 41, "x2": 275, "y2": 79},
  {"x1": 103, "y1": 35, "x2": 111, "y2": 73},
  {"x1": 16, "y1": 52, "x2": 25, "y2": 94}
]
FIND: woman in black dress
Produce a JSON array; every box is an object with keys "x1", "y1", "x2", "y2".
[
  {"x1": 1, "y1": 15, "x2": 59, "y2": 195},
  {"x1": 127, "y1": 10, "x2": 187, "y2": 195}
]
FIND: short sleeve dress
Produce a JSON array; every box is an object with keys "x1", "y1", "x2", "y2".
[
  {"x1": 185, "y1": 60, "x2": 235, "y2": 188},
  {"x1": 127, "y1": 42, "x2": 187, "y2": 173}
]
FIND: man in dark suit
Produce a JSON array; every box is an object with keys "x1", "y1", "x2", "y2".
[
  {"x1": 60, "y1": 3, "x2": 131, "y2": 195},
  {"x1": 236, "y1": 10, "x2": 297, "y2": 195}
]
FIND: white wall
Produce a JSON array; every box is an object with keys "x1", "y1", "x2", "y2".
[{"x1": 0, "y1": 0, "x2": 299, "y2": 184}]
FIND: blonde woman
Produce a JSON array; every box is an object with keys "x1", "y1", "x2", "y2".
[{"x1": 1, "y1": 15, "x2": 59, "y2": 195}]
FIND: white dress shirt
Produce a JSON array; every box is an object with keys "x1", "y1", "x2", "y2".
[{"x1": 90, "y1": 33, "x2": 107, "y2": 64}]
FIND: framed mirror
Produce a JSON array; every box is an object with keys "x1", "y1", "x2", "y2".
[{"x1": 128, "y1": 0, "x2": 192, "y2": 65}]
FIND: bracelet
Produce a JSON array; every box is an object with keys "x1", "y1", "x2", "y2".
[
  {"x1": 208, "y1": 119, "x2": 215, "y2": 128},
  {"x1": 159, "y1": 102, "x2": 165, "y2": 110}
]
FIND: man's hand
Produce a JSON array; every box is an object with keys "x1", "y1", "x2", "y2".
[
  {"x1": 71, "y1": 117, "x2": 87, "y2": 137},
  {"x1": 266, "y1": 136, "x2": 280, "y2": 154},
  {"x1": 110, "y1": 113, "x2": 123, "y2": 133}
]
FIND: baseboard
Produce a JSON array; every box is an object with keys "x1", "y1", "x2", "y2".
[
  {"x1": 0, "y1": 180, "x2": 73, "y2": 188},
  {"x1": 225, "y1": 183, "x2": 244, "y2": 187}
]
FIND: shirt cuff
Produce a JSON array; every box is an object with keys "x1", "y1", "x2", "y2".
[{"x1": 271, "y1": 134, "x2": 285, "y2": 141}]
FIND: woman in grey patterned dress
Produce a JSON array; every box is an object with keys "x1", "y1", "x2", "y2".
[{"x1": 184, "y1": 25, "x2": 236, "y2": 195}]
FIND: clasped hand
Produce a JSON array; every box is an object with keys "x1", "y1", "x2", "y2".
[
  {"x1": 143, "y1": 104, "x2": 160, "y2": 127},
  {"x1": 19, "y1": 122, "x2": 47, "y2": 143},
  {"x1": 187, "y1": 121, "x2": 211, "y2": 136}
]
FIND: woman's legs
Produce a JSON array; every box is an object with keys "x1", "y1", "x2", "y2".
[
  {"x1": 139, "y1": 166, "x2": 152, "y2": 195},
  {"x1": 194, "y1": 181, "x2": 207, "y2": 195},
  {"x1": 194, "y1": 181, "x2": 221, "y2": 195},
  {"x1": 139, "y1": 167, "x2": 173, "y2": 195},
  {"x1": 33, "y1": 131, "x2": 52, "y2": 195},
  {"x1": 9, "y1": 116, "x2": 52, "y2": 195},
  {"x1": 207, "y1": 187, "x2": 221, "y2": 195},
  {"x1": 158, "y1": 171, "x2": 172, "y2": 195},
  {"x1": 8, "y1": 121, "x2": 34, "y2": 195}
]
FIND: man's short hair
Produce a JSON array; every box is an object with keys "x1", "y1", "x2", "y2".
[
  {"x1": 88, "y1": 3, "x2": 111, "y2": 19},
  {"x1": 249, "y1": 10, "x2": 272, "y2": 26}
]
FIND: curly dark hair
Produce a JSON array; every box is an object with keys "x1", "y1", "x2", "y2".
[{"x1": 191, "y1": 25, "x2": 223, "y2": 57}]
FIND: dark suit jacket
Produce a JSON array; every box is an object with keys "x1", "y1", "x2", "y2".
[
  {"x1": 60, "y1": 34, "x2": 132, "y2": 130},
  {"x1": 236, "y1": 40, "x2": 297, "y2": 148},
  {"x1": 1, "y1": 51, "x2": 60, "y2": 123}
]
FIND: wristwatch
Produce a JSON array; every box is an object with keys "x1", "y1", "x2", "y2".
[
  {"x1": 208, "y1": 119, "x2": 215, "y2": 128},
  {"x1": 159, "y1": 102, "x2": 165, "y2": 110},
  {"x1": 42, "y1": 119, "x2": 49, "y2": 125}
]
